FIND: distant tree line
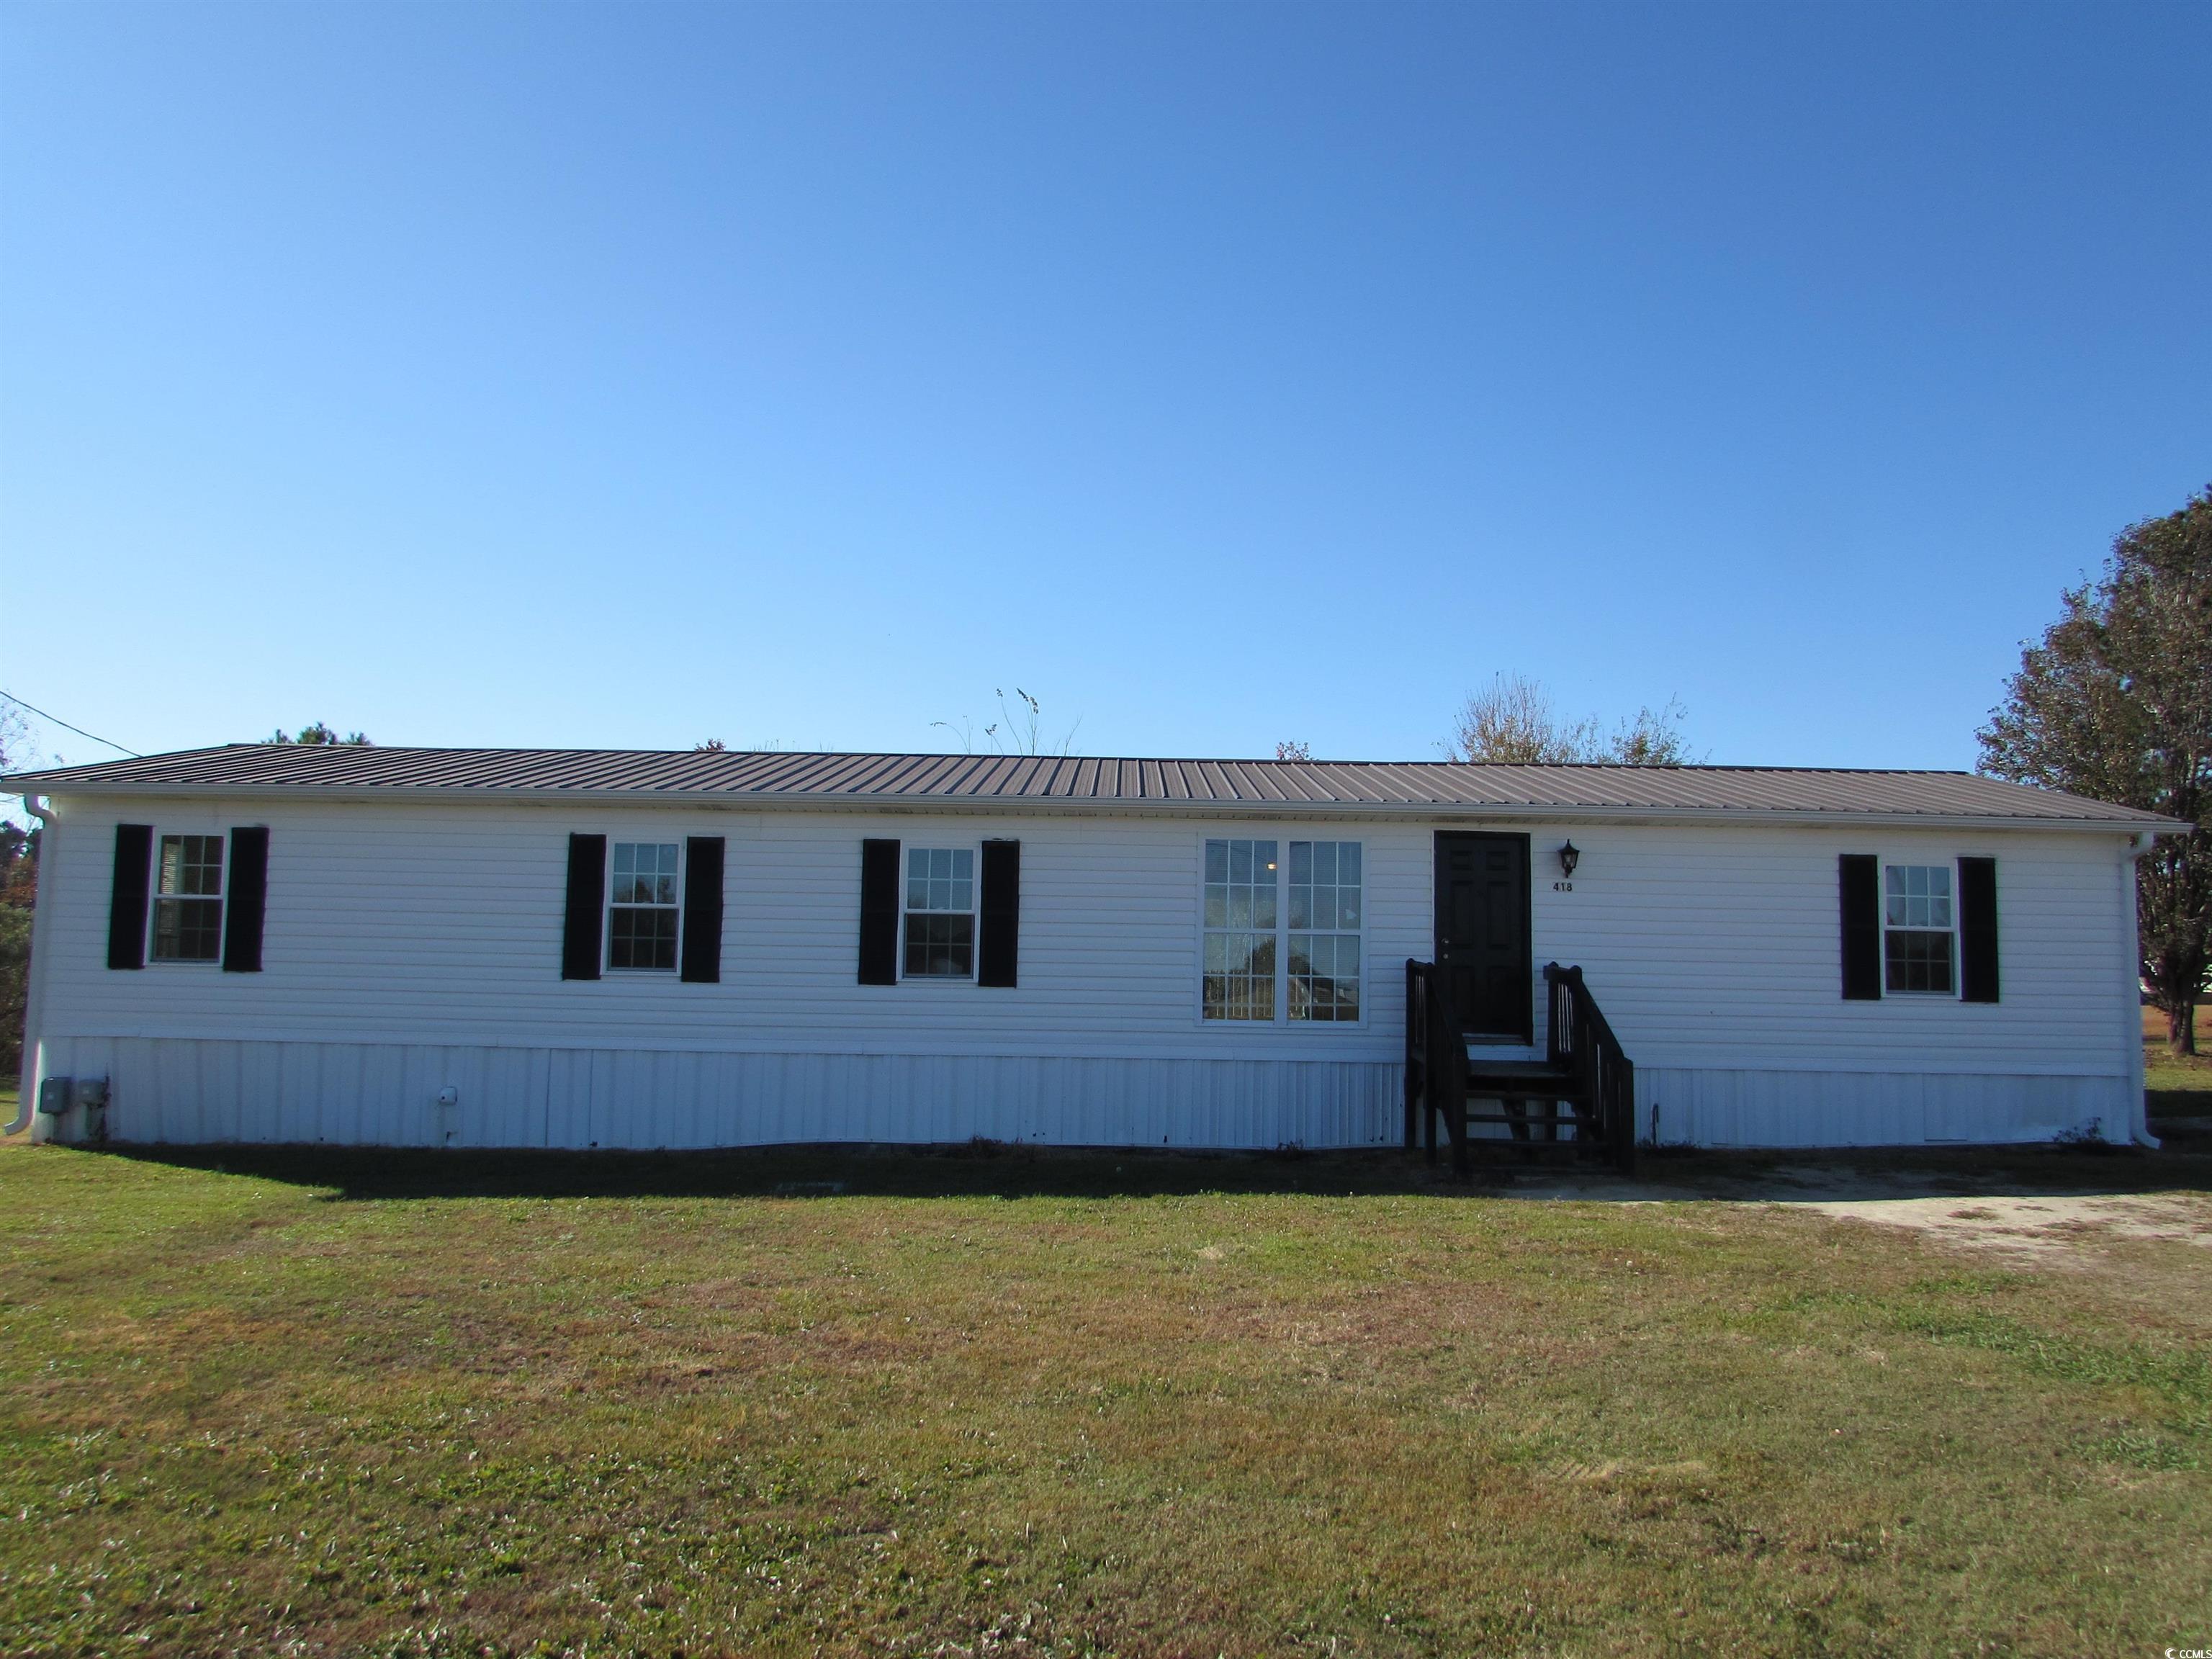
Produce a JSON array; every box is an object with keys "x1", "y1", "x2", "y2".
[
  {"x1": 1274, "y1": 678, "x2": 1696, "y2": 769},
  {"x1": 266, "y1": 723, "x2": 372, "y2": 746},
  {"x1": 0, "y1": 706, "x2": 37, "y2": 1076},
  {"x1": 0, "y1": 821, "x2": 34, "y2": 1077}
]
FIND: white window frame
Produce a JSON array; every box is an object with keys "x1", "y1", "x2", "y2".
[
  {"x1": 148, "y1": 830, "x2": 227, "y2": 966},
  {"x1": 606, "y1": 839, "x2": 684, "y2": 975},
  {"x1": 898, "y1": 842, "x2": 980, "y2": 984},
  {"x1": 1193, "y1": 833, "x2": 1367, "y2": 1028},
  {"x1": 1880, "y1": 858, "x2": 1960, "y2": 999}
]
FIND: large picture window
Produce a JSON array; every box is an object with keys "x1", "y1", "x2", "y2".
[
  {"x1": 608, "y1": 842, "x2": 680, "y2": 971},
  {"x1": 1202, "y1": 837, "x2": 1362, "y2": 1023},
  {"x1": 1883, "y1": 863, "x2": 1955, "y2": 995},
  {"x1": 151, "y1": 834, "x2": 224, "y2": 962},
  {"x1": 904, "y1": 847, "x2": 975, "y2": 978}
]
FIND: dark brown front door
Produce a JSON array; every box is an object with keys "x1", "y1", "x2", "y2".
[{"x1": 1434, "y1": 832, "x2": 1532, "y2": 1041}]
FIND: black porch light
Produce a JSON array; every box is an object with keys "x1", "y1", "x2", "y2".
[{"x1": 1558, "y1": 840, "x2": 1581, "y2": 878}]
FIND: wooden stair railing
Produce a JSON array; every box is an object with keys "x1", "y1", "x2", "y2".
[
  {"x1": 1405, "y1": 958, "x2": 1638, "y2": 1178},
  {"x1": 1544, "y1": 961, "x2": 1638, "y2": 1178}
]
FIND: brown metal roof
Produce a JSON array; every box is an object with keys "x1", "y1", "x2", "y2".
[{"x1": 2, "y1": 745, "x2": 2182, "y2": 830}]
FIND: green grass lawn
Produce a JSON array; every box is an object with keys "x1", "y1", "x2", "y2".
[
  {"x1": 2, "y1": 1142, "x2": 2208, "y2": 1657},
  {"x1": 2146, "y1": 1005, "x2": 2212, "y2": 1118}
]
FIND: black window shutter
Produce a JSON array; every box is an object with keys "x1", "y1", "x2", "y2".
[
  {"x1": 858, "y1": 838, "x2": 900, "y2": 985},
  {"x1": 979, "y1": 838, "x2": 1020, "y2": 988},
  {"x1": 1959, "y1": 856, "x2": 1999, "y2": 1003},
  {"x1": 680, "y1": 835, "x2": 725, "y2": 984},
  {"x1": 562, "y1": 833, "x2": 606, "y2": 981},
  {"x1": 222, "y1": 827, "x2": 270, "y2": 973},
  {"x1": 1839, "y1": 853, "x2": 1881, "y2": 1000},
  {"x1": 107, "y1": 824, "x2": 153, "y2": 971}
]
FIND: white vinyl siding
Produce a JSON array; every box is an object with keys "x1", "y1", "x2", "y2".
[
  {"x1": 25, "y1": 796, "x2": 2144, "y2": 1148},
  {"x1": 29, "y1": 801, "x2": 2130, "y2": 1069}
]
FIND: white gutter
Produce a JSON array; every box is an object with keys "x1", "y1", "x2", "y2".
[
  {"x1": 7, "y1": 795, "x2": 55, "y2": 1138},
  {"x1": 0, "y1": 781, "x2": 2184, "y2": 837}
]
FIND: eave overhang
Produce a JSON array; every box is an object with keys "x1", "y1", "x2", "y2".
[{"x1": 10, "y1": 779, "x2": 2187, "y2": 837}]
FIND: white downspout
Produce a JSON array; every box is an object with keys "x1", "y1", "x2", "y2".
[
  {"x1": 8, "y1": 794, "x2": 57, "y2": 1138},
  {"x1": 2123, "y1": 831, "x2": 2157, "y2": 1149}
]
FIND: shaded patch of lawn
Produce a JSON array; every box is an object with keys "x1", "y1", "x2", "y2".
[
  {"x1": 2145, "y1": 1004, "x2": 2212, "y2": 1110},
  {"x1": 1, "y1": 1142, "x2": 2208, "y2": 1657}
]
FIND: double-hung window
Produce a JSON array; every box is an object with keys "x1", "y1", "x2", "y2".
[
  {"x1": 1883, "y1": 863, "x2": 1954, "y2": 994},
  {"x1": 609, "y1": 842, "x2": 680, "y2": 971},
  {"x1": 904, "y1": 847, "x2": 975, "y2": 978},
  {"x1": 151, "y1": 834, "x2": 224, "y2": 962},
  {"x1": 1202, "y1": 837, "x2": 1362, "y2": 1023}
]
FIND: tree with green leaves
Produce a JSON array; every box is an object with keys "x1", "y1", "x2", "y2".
[
  {"x1": 266, "y1": 723, "x2": 372, "y2": 746},
  {"x1": 1978, "y1": 486, "x2": 2211, "y2": 1054}
]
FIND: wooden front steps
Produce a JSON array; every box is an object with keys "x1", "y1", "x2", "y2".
[
  {"x1": 1405, "y1": 961, "x2": 1638, "y2": 1178},
  {"x1": 1461, "y1": 1061, "x2": 1590, "y2": 1134}
]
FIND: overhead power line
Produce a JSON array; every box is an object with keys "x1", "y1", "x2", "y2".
[{"x1": 0, "y1": 691, "x2": 142, "y2": 757}]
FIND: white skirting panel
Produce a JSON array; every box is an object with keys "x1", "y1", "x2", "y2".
[
  {"x1": 30, "y1": 1038, "x2": 2132, "y2": 1151},
  {"x1": 1636, "y1": 1066, "x2": 2132, "y2": 1148},
  {"x1": 32, "y1": 1036, "x2": 1404, "y2": 1151}
]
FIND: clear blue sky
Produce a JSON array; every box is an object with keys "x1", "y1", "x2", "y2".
[{"x1": 2, "y1": 3, "x2": 2206, "y2": 772}]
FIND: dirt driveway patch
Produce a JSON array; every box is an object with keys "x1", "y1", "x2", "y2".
[
  {"x1": 1485, "y1": 1151, "x2": 2212, "y2": 1269},
  {"x1": 1787, "y1": 1188, "x2": 2212, "y2": 1259}
]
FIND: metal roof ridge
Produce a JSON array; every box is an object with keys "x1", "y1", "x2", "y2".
[{"x1": 4, "y1": 742, "x2": 2018, "y2": 777}]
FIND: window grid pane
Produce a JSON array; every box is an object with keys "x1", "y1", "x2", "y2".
[
  {"x1": 1202, "y1": 931, "x2": 1276, "y2": 1022},
  {"x1": 906, "y1": 848, "x2": 975, "y2": 914},
  {"x1": 153, "y1": 897, "x2": 222, "y2": 961},
  {"x1": 609, "y1": 907, "x2": 679, "y2": 971},
  {"x1": 1202, "y1": 838, "x2": 1282, "y2": 1021},
  {"x1": 1884, "y1": 930, "x2": 1954, "y2": 995},
  {"x1": 1287, "y1": 840, "x2": 1362, "y2": 1022},
  {"x1": 904, "y1": 913, "x2": 975, "y2": 977},
  {"x1": 156, "y1": 835, "x2": 224, "y2": 898},
  {"x1": 1884, "y1": 864, "x2": 1951, "y2": 930},
  {"x1": 608, "y1": 842, "x2": 681, "y2": 971}
]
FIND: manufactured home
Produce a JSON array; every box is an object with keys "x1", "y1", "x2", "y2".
[{"x1": 4, "y1": 745, "x2": 2180, "y2": 1154}]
